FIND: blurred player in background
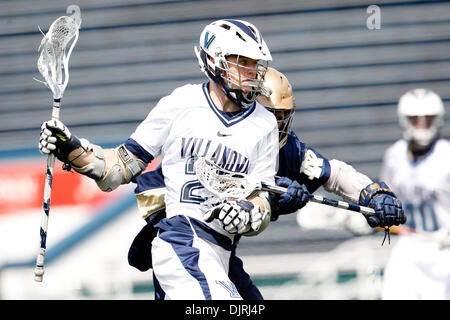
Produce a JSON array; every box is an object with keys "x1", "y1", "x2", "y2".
[
  {"x1": 38, "y1": 19, "x2": 279, "y2": 300},
  {"x1": 129, "y1": 67, "x2": 406, "y2": 299},
  {"x1": 380, "y1": 88, "x2": 450, "y2": 299}
]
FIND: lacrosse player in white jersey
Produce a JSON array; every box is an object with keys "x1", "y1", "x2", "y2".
[
  {"x1": 38, "y1": 19, "x2": 279, "y2": 300},
  {"x1": 380, "y1": 89, "x2": 450, "y2": 300},
  {"x1": 127, "y1": 67, "x2": 407, "y2": 300}
]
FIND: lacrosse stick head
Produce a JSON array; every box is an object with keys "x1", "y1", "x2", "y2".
[
  {"x1": 37, "y1": 15, "x2": 81, "y2": 99},
  {"x1": 195, "y1": 156, "x2": 256, "y2": 201}
]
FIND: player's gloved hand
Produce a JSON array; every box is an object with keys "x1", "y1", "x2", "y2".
[
  {"x1": 39, "y1": 119, "x2": 82, "y2": 163},
  {"x1": 359, "y1": 182, "x2": 406, "y2": 228},
  {"x1": 275, "y1": 176, "x2": 310, "y2": 215},
  {"x1": 204, "y1": 199, "x2": 262, "y2": 234}
]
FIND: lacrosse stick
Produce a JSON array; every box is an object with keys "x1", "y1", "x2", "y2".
[
  {"x1": 33, "y1": 14, "x2": 81, "y2": 282},
  {"x1": 195, "y1": 156, "x2": 376, "y2": 219}
]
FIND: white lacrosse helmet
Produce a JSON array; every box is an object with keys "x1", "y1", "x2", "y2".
[
  {"x1": 194, "y1": 19, "x2": 272, "y2": 109},
  {"x1": 397, "y1": 88, "x2": 445, "y2": 148},
  {"x1": 257, "y1": 67, "x2": 295, "y2": 148}
]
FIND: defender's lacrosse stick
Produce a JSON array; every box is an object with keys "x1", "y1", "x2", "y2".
[
  {"x1": 195, "y1": 156, "x2": 376, "y2": 219},
  {"x1": 34, "y1": 14, "x2": 81, "y2": 282}
]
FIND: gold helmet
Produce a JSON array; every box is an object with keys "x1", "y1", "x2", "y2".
[{"x1": 257, "y1": 67, "x2": 295, "y2": 148}]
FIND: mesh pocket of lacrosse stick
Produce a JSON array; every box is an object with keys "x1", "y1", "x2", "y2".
[
  {"x1": 195, "y1": 156, "x2": 258, "y2": 200},
  {"x1": 36, "y1": 16, "x2": 80, "y2": 99}
]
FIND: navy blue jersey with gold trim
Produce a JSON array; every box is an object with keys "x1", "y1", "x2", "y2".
[{"x1": 277, "y1": 130, "x2": 331, "y2": 194}]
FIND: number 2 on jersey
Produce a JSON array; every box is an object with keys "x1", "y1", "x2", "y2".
[{"x1": 180, "y1": 156, "x2": 206, "y2": 204}]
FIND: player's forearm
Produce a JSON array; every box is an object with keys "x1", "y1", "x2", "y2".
[
  {"x1": 248, "y1": 195, "x2": 266, "y2": 213},
  {"x1": 69, "y1": 144, "x2": 147, "y2": 192},
  {"x1": 67, "y1": 147, "x2": 114, "y2": 170},
  {"x1": 245, "y1": 192, "x2": 271, "y2": 236},
  {"x1": 324, "y1": 159, "x2": 373, "y2": 203},
  {"x1": 67, "y1": 147, "x2": 93, "y2": 167}
]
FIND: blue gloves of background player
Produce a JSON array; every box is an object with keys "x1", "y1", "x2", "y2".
[
  {"x1": 275, "y1": 177, "x2": 310, "y2": 216},
  {"x1": 359, "y1": 182, "x2": 406, "y2": 228}
]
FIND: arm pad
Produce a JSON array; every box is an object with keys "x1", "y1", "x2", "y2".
[
  {"x1": 324, "y1": 159, "x2": 373, "y2": 203},
  {"x1": 72, "y1": 144, "x2": 147, "y2": 192},
  {"x1": 71, "y1": 144, "x2": 106, "y2": 179}
]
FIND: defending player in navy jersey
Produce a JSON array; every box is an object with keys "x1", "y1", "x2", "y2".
[
  {"x1": 128, "y1": 67, "x2": 406, "y2": 300},
  {"x1": 38, "y1": 19, "x2": 278, "y2": 300},
  {"x1": 257, "y1": 68, "x2": 405, "y2": 230}
]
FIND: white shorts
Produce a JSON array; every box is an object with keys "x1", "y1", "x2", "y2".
[
  {"x1": 382, "y1": 234, "x2": 450, "y2": 300},
  {"x1": 151, "y1": 215, "x2": 243, "y2": 300}
]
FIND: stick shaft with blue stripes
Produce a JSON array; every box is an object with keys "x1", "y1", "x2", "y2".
[
  {"x1": 260, "y1": 183, "x2": 375, "y2": 218},
  {"x1": 34, "y1": 99, "x2": 61, "y2": 282}
]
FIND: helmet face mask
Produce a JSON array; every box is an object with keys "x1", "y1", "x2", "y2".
[
  {"x1": 256, "y1": 67, "x2": 295, "y2": 148},
  {"x1": 397, "y1": 88, "x2": 445, "y2": 149},
  {"x1": 401, "y1": 115, "x2": 442, "y2": 149},
  {"x1": 266, "y1": 107, "x2": 294, "y2": 147},
  {"x1": 218, "y1": 55, "x2": 269, "y2": 107},
  {"x1": 195, "y1": 19, "x2": 272, "y2": 109}
]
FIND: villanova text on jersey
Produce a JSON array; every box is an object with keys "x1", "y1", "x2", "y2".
[{"x1": 181, "y1": 137, "x2": 250, "y2": 174}]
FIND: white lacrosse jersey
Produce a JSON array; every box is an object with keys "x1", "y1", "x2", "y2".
[
  {"x1": 380, "y1": 139, "x2": 450, "y2": 300},
  {"x1": 128, "y1": 83, "x2": 279, "y2": 238},
  {"x1": 380, "y1": 138, "x2": 450, "y2": 232}
]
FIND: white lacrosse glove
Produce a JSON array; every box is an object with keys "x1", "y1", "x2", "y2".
[
  {"x1": 300, "y1": 149, "x2": 324, "y2": 180},
  {"x1": 39, "y1": 119, "x2": 70, "y2": 154},
  {"x1": 204, "y1": 200, "x2": 263, "y2": 234},
  {"x1": 39, "y1": 119, "x2": 85, "y2": 163}
]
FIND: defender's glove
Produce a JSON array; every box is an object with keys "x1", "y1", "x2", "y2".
[
  {"x1": 359, "y1": 182, "x2": 406, "y2": 228},
  {"x1": 204, "y1": 200, "x2": 263, "y2": 234},
  {"x1": 39, "y1": 119, "x2": 82, "y2": 163},
  {"x1": 275, "y1": 177, "x2": 310, "y2": 215}
]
